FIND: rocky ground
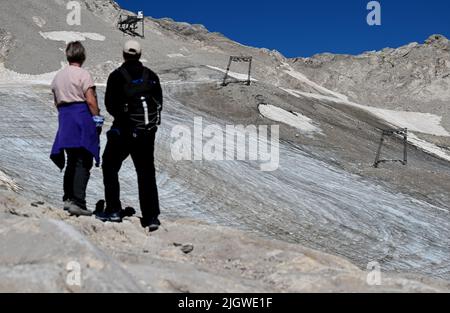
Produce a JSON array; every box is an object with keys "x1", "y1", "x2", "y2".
[{"x1": 1, "y1": 188, "x2": 448, "y2": 293}]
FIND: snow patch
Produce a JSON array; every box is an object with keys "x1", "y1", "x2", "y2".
[
  {"x1": 167, "y1": 53, "x2": 185, "y2": 58},
  {"x1": 281, "y1": 64, "x2": 349, "y2": 101},
  {"x1": 281, "y1": 88, "x2": 450, "y2": 161},
  {"x1": 258, "y1": 104, "x2": 321, "y2": 134},
  {"x1": 39, "y1": 31, "x2": 106, "y2": 44},
  {"x1": 282, "y1": 88, "x2": 450, "y2": 137},
  {"x1": 206, "y1": 65, "x2": 257, "y2": 82},
  {"x1": 0, "y1": 63, "x2": 60, "y2": 85},
  {"x1": 408, "y1": 133, "x2": 450, "y2": 162},
  {"x1": 367, "y1": 109, "x2": 450, "y2": 137}
]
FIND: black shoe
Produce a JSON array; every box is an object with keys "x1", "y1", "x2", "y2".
[
  {"x1": 140, "y1": 216, "x2": 161, "y2": 232},
  {"x1": 148, "y1": 217, "x2": 161, "y2": 232},
  {"x1": 94, "y1": 211, "x2": 110, "y2": 222},
  {"x1": 109, "y1": 211, "x2": 123, "y2": 223},
  {"x1": 95, "y1": 211, "x2": 122, "y2": 223}
]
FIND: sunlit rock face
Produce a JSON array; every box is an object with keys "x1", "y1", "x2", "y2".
[{"x1": 289, "y1": 34, "x2": 450, "y2": 127}]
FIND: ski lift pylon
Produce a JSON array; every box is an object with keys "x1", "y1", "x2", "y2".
[{"x1": 117, "y1": 10, "x2": 145, "y2": 38}]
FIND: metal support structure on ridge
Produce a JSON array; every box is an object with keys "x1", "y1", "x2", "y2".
[
  {"x1": 374, "y1": 128, "x2": 408, "y2": 168},
  {"x1": 222, "y1": 56, "x2": 253, "y2": 86},
  {"x1": 117, "y1": 11, "x2": 145, "y2": 38}
]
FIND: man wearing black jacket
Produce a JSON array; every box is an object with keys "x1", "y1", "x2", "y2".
[{"x1": 99, "y1": 40, "x2": 162, "y2": 232}]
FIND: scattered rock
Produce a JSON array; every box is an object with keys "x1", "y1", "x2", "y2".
[
  {"x1": 31, "y1": 201, "x2": 45, "y2": 207},
  {"x1": 7, "y1": 208, "x2": 29, "y2": 218},
  {"x1": 181, "y1": 244, "x2": 194, "y2": 254},
  {"x1": 173, "y1": 242, "x2": 194, "y2": 254}
]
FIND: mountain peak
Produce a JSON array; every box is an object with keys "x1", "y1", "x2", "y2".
[
  {"x1": 425, "y1": 34, "x2": 449, "y2": 50},
  {"x1": 426, "y1": 34, "x2": 448, "y2": 43}
]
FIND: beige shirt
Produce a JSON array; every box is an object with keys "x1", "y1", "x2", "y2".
[{"x1": 51, "y1": 65, "x2": 95, "y2": 105}]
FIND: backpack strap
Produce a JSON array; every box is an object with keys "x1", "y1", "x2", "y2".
[
  {"x1": 119, "y1": 67, "x2": 151, "y2": 85},
  {"x1": 142, "y1": 68, "x2": 150, "y2": 83},
  {"x1": 118, "y1": 67, "x2": 133, "y2": 84}
]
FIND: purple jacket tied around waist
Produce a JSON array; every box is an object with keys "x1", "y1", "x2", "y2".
[{"x1": 50, "y1": 102, "x2": 100, "y2": 169}]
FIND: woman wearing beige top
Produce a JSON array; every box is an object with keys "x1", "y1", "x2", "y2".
[{"x1": 50, "y1": 41, "x2": 104, "y2": 216}]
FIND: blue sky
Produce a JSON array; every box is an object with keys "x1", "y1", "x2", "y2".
[{"x1": 116, "y1": 0, "x2": 450, "y2": 58}]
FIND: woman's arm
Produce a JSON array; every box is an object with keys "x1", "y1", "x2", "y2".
[
  {"x1": 85, "y1": 87, "x2": 100, "y2": 116},
  {"x1": 52, "y1": 90, "x2": 58, "y2": 107}
]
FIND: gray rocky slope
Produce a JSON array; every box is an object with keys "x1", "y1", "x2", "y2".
[
  {"x1": 0, "y1": 0, "x2": 449, "y2": 291},
  {"x1": 290, "y1": 35, "x2": 450, "y2": 126}
]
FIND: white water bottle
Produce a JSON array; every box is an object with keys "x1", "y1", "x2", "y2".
[{"x1": 141, "y1": 96, "x2": 149, "y2": 126}]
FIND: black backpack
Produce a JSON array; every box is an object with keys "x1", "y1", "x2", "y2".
[{"x1": 119, "y1": 67, "x2": 162, "y2": 131}]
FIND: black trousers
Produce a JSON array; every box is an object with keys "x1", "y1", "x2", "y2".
[
  {"x1": 63, "y1": 148, "x2": 93, "y2": 209},
  {"x1": 102, "y1": 128, "x2": 160, "y2": 223}
]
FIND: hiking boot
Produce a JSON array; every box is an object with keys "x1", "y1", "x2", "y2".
[{"x1": 68, "y1": 203, "x2": 92, "y2": 217}]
